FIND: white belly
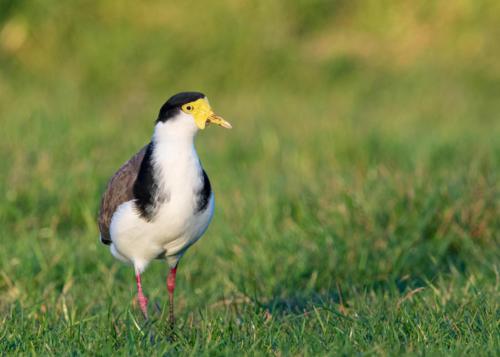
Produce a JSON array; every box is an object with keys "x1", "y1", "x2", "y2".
[
  {"x1": 109, "y1": 192, "x2": 214, "y2": 272},
  {"x1": 108, "y1": 136, "x2": 215, "y2": 272}
]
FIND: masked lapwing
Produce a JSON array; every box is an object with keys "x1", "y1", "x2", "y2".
[{"x1": 98, "y1": 92, "x2": 231, "y2": 326}]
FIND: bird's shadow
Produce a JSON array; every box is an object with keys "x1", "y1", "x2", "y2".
[
  {"x1": 248, "y1": 251, "x2": 467, "y2": 317},
  {"x1": 257, "y1": 276, "x2": 423, "y2": 316}
]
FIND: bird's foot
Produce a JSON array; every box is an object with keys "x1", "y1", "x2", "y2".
[
  {"x1": 137, "y1": 295, "x2": 149, "y2": 319},
  {"x1": 166, "y1": 316, "x2": 176, "y2": 341}
]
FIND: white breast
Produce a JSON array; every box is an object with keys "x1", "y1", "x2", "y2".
[{"x1": 109, "y1": 131, "x2": 214, "y2": 272}]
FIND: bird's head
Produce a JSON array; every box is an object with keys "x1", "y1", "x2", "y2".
[{"x1": 155, "y1": 92, "x2": 231, "y2": 138}]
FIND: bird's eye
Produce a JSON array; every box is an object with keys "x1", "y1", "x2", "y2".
[{"x1": 186, "y1": 105, "x2": 193, "y2": 111}]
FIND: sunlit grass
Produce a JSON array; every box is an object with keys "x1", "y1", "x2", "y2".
[{"x1": 1, "y1": 1, "x2": 499, "y2": 355}]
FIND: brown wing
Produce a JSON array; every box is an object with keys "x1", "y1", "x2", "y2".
[{"x1": 98, "y1": 146, "x2": 147, "y2": 245}]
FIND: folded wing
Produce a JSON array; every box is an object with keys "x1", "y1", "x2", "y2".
[{"x1": 98, "y1": 146, "x2": 147, "y2": 245}]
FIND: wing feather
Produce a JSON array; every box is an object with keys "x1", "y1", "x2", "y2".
[{"x1": 98, "y1": 146, "x2": 147, "y2": 244}]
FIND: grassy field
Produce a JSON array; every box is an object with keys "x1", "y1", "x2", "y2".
[{"x1": 1, "y1": 1, "x2": 499, "y2": 355}]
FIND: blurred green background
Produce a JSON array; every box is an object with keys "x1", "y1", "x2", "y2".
[{"x1": 0, "y1": 1, "x2": 499, "y2": 354}]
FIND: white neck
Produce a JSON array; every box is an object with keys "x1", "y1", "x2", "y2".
[
  {"x1": 152, "y1": 111, "x2": 199, "y2": 144},
  {"x1": 151, "y1": 116, "x2": 203, "y2": 196}
]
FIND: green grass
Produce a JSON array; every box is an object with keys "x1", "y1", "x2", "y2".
[{"x1": 1, "y1": 1, "x2": 499, "y2": 355}]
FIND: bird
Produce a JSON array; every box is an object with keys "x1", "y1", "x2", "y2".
[{"x1": 98, "y1": 92, "x2": 231, "y2": 327}]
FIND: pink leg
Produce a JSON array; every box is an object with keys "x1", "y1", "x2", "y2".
[
  {"x1": 167, "y1": 267, "x2": 177, "y2": 328},
  {"x1": 135, "y1": 271, "x2": 148, "y2": 318}
]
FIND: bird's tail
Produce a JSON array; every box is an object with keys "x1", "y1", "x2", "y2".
[{"x1": 99, "y1": 234, "x2": 112, "y2": 246}]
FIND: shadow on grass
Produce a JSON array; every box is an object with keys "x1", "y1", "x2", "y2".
[{"x1": 254, "y1": 251, "x2": 467, "y2": 316}]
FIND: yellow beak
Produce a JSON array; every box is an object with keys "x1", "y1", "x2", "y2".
[
  {"x1": 206, "y1": 113, "x2": 232, "y2": 129},
  {"x1": 192, "y1": 99, "x2": 232, "y2": 130}
]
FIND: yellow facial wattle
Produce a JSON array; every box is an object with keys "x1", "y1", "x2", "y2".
[{"x1": 181, "y1": 98, "x2": 232, "y2": 130}]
